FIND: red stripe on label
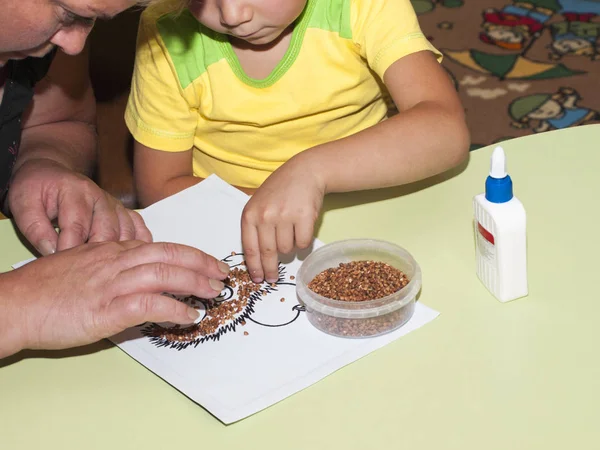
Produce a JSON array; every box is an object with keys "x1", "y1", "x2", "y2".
[{"x1": 478, "y1": 223, "x2": 495, "y2": 245}]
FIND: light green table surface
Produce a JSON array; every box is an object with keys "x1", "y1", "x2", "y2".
[{"x1": 1, "y1": 125, "x2": 599, "y2": 449}]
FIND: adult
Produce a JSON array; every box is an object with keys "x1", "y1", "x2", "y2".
[{"x1": 0, "y1": 0, "x2": 226, "y2": 359}]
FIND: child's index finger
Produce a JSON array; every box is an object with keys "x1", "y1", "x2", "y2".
[
  {"x1": 241, "y1": 223, "x2": 264, "y2": 283},
  {"x1": 257, "y1": 224, "x2": 279, "y2": 283}
]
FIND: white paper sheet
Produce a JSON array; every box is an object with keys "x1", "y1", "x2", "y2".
[
  {"x1": 13, "y1": 175, "x2": 439, "y2": 424},
  {"x1": 12, "y1": 257, "x2": 36, "y2": 269}
]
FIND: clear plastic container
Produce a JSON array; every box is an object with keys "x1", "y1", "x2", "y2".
[{"x1": 296, "y1": 239, "x2": 422, "y2": 338}]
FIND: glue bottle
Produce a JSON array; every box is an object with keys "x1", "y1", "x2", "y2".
[{"x1": 473, "y1": 146, "x2": 527, "y2": 302}]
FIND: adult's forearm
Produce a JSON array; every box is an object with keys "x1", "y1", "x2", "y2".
[
  {"x1": 14, "y1": 120, "x2": 97, "y2": 176},
  {"x1": 0, "y1": 272, "x2": 25, "y2": 359},
  {"x1": 302, "y1": 101, "x2": 470, "y2": 194}
]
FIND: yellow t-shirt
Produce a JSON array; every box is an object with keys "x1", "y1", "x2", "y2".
[{"x1": 126, "y1": 0, "x2": 440, "y2": 188}]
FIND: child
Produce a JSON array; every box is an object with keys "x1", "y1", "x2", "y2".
[{"x1": 126, "y1": 0, "x2": 470, "y2": 284}]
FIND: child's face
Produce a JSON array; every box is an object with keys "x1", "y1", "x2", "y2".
[{"x1": 189, "y1": 0, "x2": 307, "y2": 46}]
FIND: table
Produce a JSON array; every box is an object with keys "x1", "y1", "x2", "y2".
[{"x1": 1, "y1": 125, "x2": 599, "y2": 449}]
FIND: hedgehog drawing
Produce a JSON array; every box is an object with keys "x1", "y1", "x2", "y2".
[{"x1": 141, "y1": 252, "x2": 304, "y2": 350}]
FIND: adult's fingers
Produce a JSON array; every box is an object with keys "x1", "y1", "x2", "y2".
[
  {"x1": 112, "y1": 239, "x2": 147, "y2": 251},
  {"x1": 56, "y1": 194, "x2": 95, "y2": 251},
  {"x1": 258, "y1": 224, "x2": 279, "y2": 283},
  {"x1": 117, "y1": 242, "x2": 230, "y2": 280},
  {"x1": 113, "y1": 262, "x2": 225, "y2": 299},
  {"x1": 87, "y1": 197, "x2": 121, "y2": 244},
  {"x1": 241, "y1": 221, "x2": 263, "y2": 283},
  {"x1": 12, "y1": 199, "x2": 59, "y2": 256},
  {"x1": 128, "y1": 210, "x2": 153, "y2": 243},
  {"x1": 113, "y1": 205, "x2": 137, "y2": 242},
  {"x1": 106, "y1": 293, "x2": 200, "y2": 332}
]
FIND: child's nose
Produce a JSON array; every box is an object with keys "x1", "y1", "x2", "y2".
[{"x1": 219, "y1": 0, "x2": 253, "y2": 28}]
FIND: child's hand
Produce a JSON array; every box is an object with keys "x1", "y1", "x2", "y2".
[{"x1": 241, "y1": 155, "x2": 325, "y2": 283}]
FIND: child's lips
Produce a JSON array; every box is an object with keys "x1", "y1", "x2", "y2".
[{"x1": 235, "y1": 30, "x2": 259, "y2": 38}]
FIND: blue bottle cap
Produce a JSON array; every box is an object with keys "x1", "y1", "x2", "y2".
[
  {"x1": 486, "y1": 175, "x2": 513, "y2": 203},
  {"x1": 485, "y1": 146, "x2": 513, "y2": 204}
]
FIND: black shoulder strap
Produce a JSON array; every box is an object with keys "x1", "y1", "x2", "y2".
[{"x1": 0, "y1": 49, "x2": 57, "y2": 213}]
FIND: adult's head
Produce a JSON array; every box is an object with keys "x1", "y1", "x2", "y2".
[{"x1": 1, "y1": 0, "x2": 152, "y2": 66}]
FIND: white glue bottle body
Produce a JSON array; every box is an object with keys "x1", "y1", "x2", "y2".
[{"x1": 473, "y1": 146, "x2": 528, "y2": 302}]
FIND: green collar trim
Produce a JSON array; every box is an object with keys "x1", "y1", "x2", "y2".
[{"x1": 217, "y1": 0, "x2": 316, "y2": 89}]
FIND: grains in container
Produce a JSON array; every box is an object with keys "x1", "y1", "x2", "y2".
[{"x1": 296, "y1": 239, "x2": 421, "y2": 338}]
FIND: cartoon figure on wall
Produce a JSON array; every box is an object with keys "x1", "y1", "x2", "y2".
[
  {"x1": 444, "y1": 1, "x2": 585, "y2": 81},
  {"x1": 479, "y1": 0, "x2": 600, "y2": 55},
  {"x1": 479, "y1": 0, "x2": 560, "y2": 50},
  {"x1": 548, "y1": 2, "x2": 600, "y2": 60},
  {"x1": 509, "y1": 87, "x2": 600, "y2": 132},
  {"x1": 141, "y1": 252, "x2": 305, "y2": 350}
]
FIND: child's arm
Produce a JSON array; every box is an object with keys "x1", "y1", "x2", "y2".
[
  {"x1": 134, "y1": 142, "x2": 257, "y2": 207},
  {"x1": 242, "y1": 50, "x2": 469, "y2": 283},
  {"x1": 302, "y1": 50, "x2": 469, "y2": 193},
  {"x1": 134, "y1": 142, "x2": 199, "y2": 207}
]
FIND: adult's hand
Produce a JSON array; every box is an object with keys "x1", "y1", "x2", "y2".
[
  {"x1": 7, "y1": 158, "x2": 152, "y2": 255},
  {"x1": 0, "y1": 240, "x2": 230, "y2": 358}
]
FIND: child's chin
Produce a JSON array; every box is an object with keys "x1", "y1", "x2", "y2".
[
  {"x1": 245, "y1": 36, "x2": 274, "y2": 46},
  {"x1": 245, "y1": 30, "x2": 286, "y2": 47}
]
